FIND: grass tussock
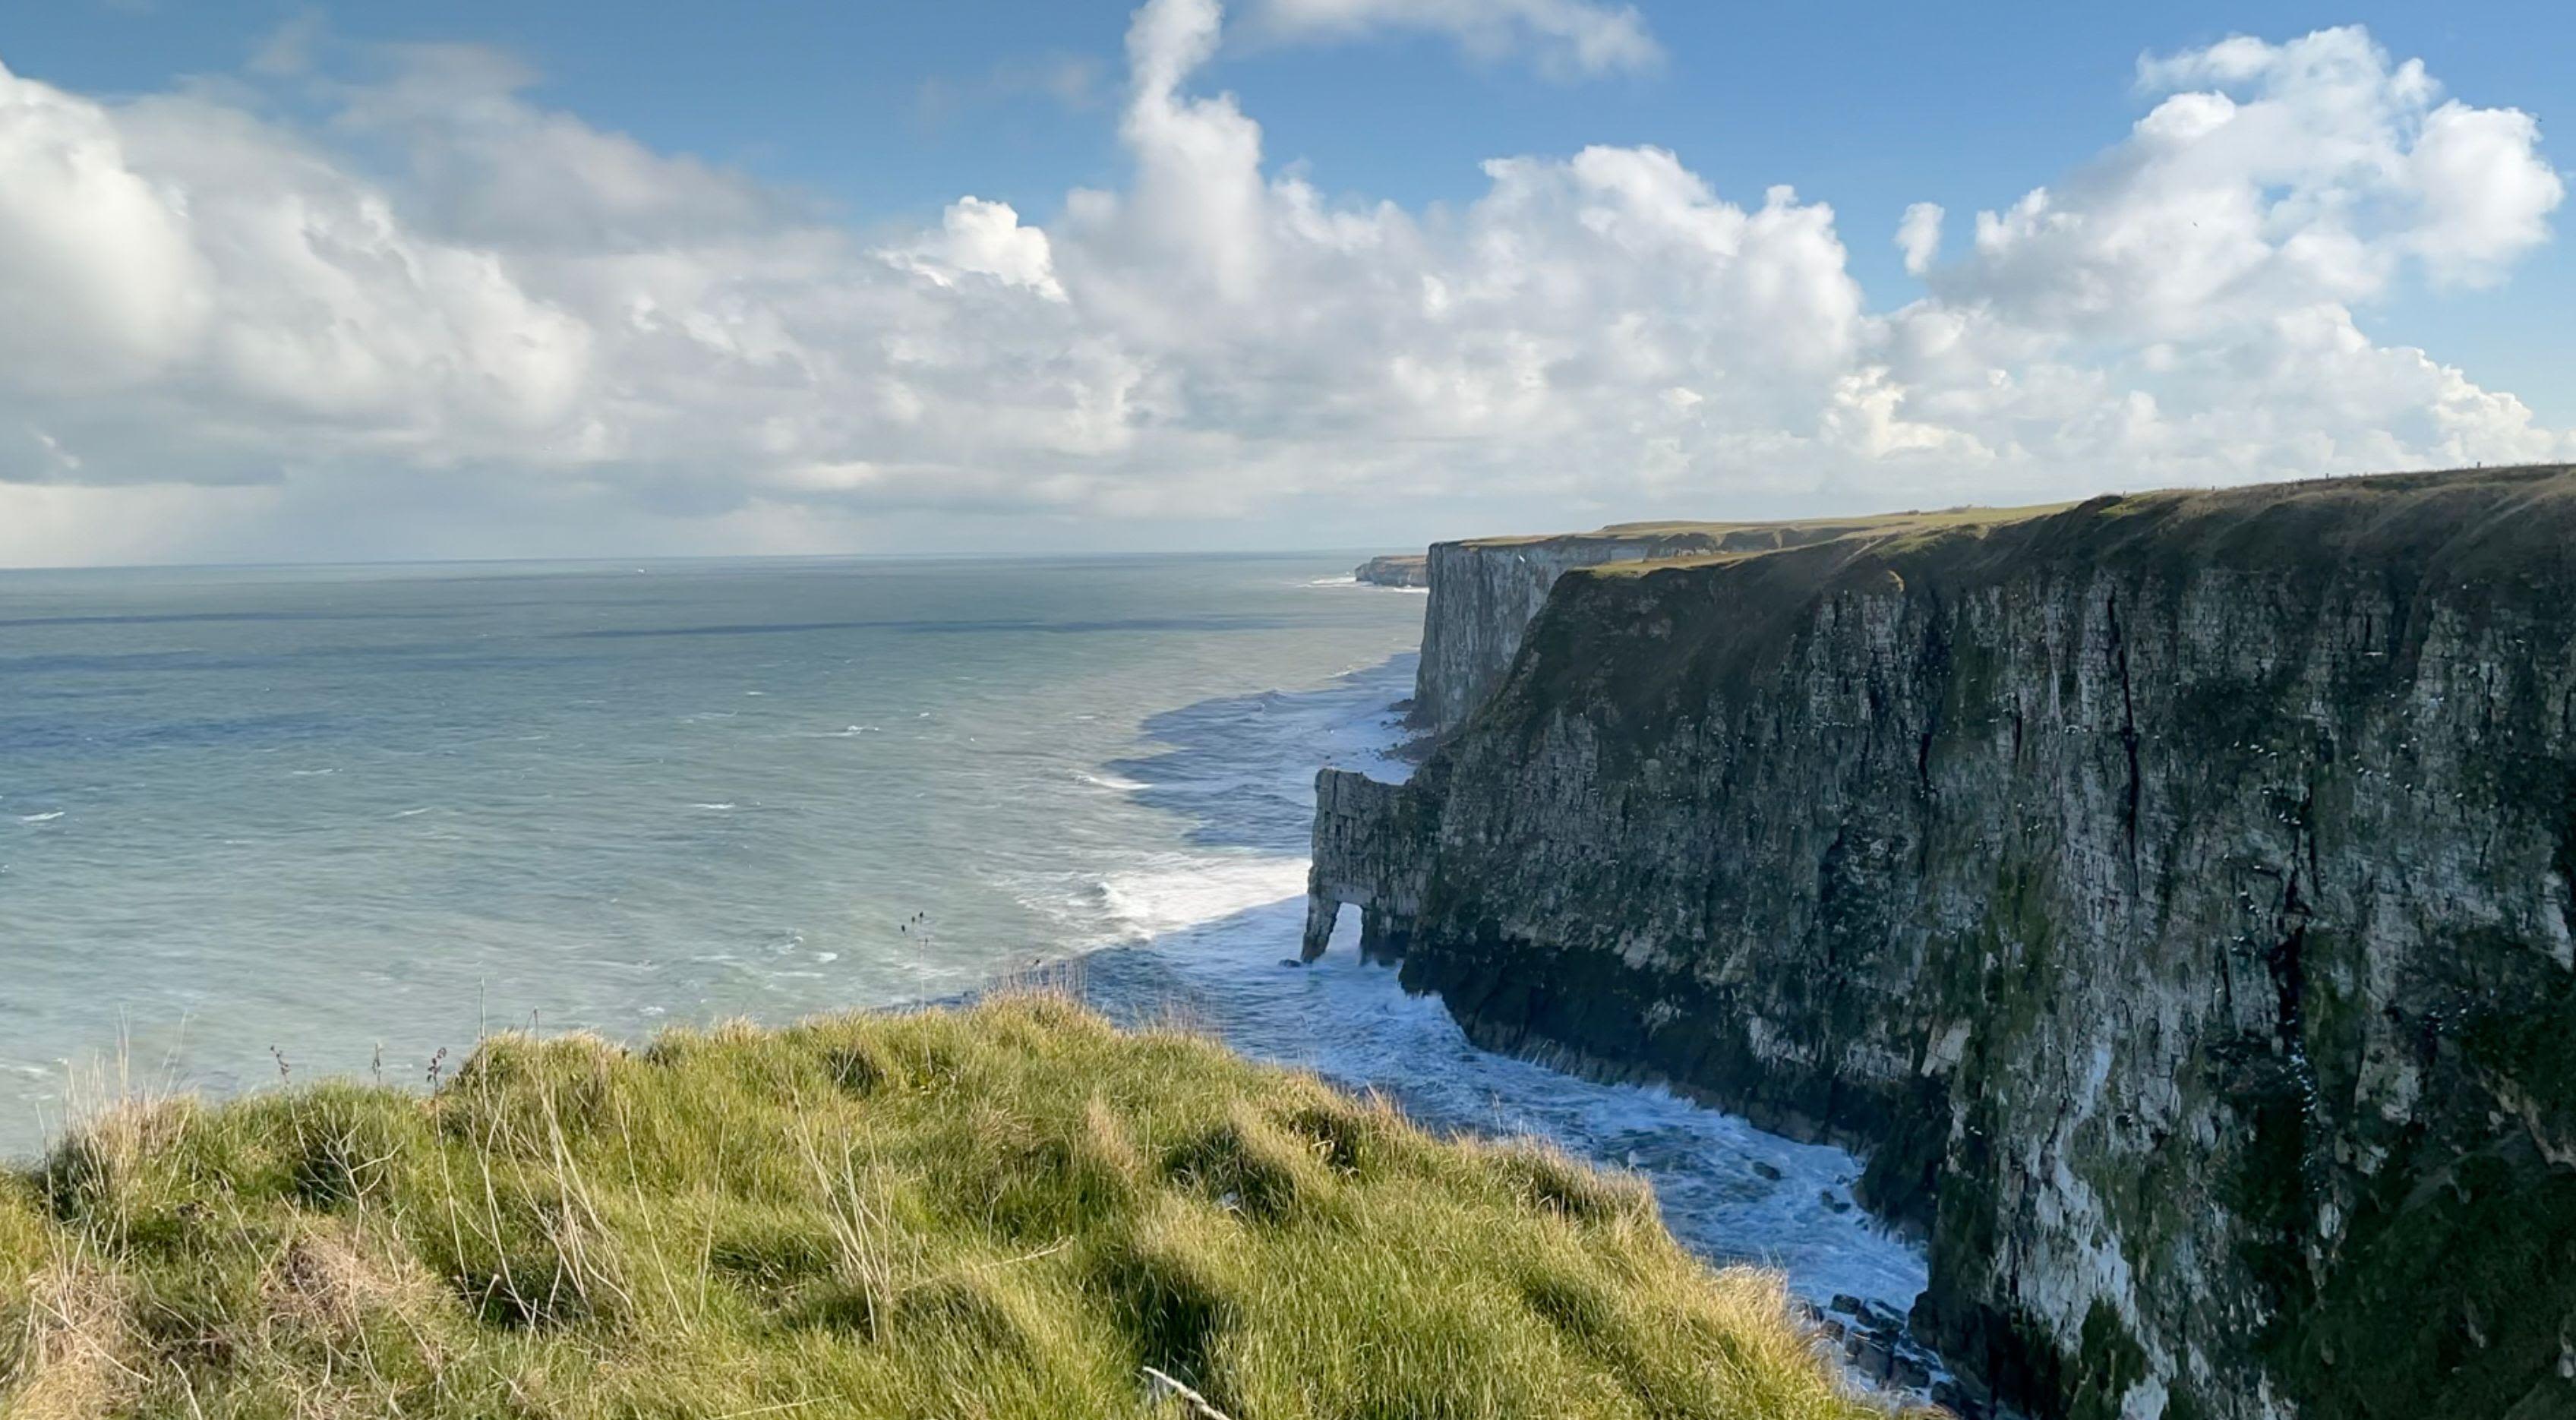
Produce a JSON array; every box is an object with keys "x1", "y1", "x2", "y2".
[{"x1": 0, "y1": 993, "x2": 1903, "y2": 1418}]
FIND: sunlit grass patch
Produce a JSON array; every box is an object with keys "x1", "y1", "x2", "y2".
[{"x1": 1, "y1": 992, "x2": 1907, "y2": 1418}]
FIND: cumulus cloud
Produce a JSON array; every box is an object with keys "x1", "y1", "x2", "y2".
[
  {"x1": 1944, "y1": 27, "x2": 2561, "y2": 337},
  {"x1": 1896, "y1": 201, "x2": 1942, "y2": 276},
  {"x1": 1882, "y1": 24, "x2": 2568, "y2": 482},
  {"x1": 2407, "y1": 99, "x2": 2565, "y2": 284},
  {"x1": 0, "y1": 65, "x2": 208, "y2": 390},
  {"x1": 884, "y1": 197, "x2": 1067, "y2": 300},
  {"x1": 0, "y1": 8, "x2": 2564, "y2": 565}
]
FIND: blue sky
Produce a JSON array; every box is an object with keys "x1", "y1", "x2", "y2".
[
  {"x1": 0, "y1": 0, "x2": 2568, "y2": 563},
  {"x1": 20, "y1": 4, "x2": 2569, "y2": 289}
]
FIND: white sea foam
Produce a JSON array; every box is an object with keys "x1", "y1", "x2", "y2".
[
  {"x1": 1097, "y1": 854, "x2": 1309, "y2": 939},
  {"x1": 1120, "y1": 892, "x2": 1928, "y2": 1314},
  {"x1": 1064, "y1": 650, "x2": 1929, "y2": 1324},
  {"x1": 1005, "y1": 853, "x2": 1308, "y2": 948},
  {"x1": 1309, "y1": 576, "x2": 1426, "y2": 595}
]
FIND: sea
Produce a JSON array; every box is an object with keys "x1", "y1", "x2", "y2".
[{"x1": 0, "y1": 553, "x2": 1923, "y2": 1315}]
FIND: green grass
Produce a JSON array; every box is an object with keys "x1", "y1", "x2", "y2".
[
  {"x1": 0, "y1": 994, "x2": 1897, "y2": 1419},
  {"x1": 1460, "y1": 502, "x2": 2075, "y2": 553}
]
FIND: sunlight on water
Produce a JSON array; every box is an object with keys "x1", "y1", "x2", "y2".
[
  {"x1": 0, "y1": 555, "x2": 1419, "y2": 1138},
  {"x1": 0, "y1": 551, "x2": 1924, "y2": 1322}
]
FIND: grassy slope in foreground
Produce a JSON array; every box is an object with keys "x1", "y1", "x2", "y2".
[{"x1": 0, "y1": 995, "x2": 1898, "y2": 1419}]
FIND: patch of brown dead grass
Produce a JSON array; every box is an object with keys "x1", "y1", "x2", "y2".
[{"x1": 5, "y1": 1255, "x2": 142, "y2": 1420}]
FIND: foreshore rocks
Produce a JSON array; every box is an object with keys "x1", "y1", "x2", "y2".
[{"x1": 1307, "y1": 466, "x2": 2576, "y2": 1419}]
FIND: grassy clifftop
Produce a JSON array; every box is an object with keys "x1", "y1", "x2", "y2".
[
  {"x1": 0, "y1": 995, "x2": 1888, "y2": 1420},
  {"x1": 1519, "y1": 462, "x2": 2576, "y2": 731},
  {"x1": 1577, "y1": 464, "x2": 2576, "y2": 585},
  {"x1": 1457, "y1": 503, "x2": 2072, "y2": 554}
]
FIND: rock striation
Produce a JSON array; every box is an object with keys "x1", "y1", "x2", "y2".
[{"x1": 1306, "y1": 467, "x2": 2576, "y2": 1420}]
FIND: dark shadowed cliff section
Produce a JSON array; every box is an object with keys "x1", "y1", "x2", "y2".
[{"x1": 1306, "y1": 466, "x2": 2576, "y2": 1420}]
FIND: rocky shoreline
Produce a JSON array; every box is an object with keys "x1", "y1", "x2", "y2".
[
  {"x1": 1352, "y1": 553, "x2": 1430, "y2": 588},
  {"x1": 1308, "y1": 466, "x2": 2576, "y2": 1419},
  {"x1": 1803, "y1": 1294, "x2": 1944, "y2": 1403}
]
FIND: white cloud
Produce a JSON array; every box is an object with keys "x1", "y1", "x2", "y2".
[
  {"x1": 0, "y1": 62, "x2": 208, "y2": 390},
  {"x1": 1249, "y1": 0, "x2": 1660, "y2": 77},
  {"x1": 0, "y1": 11, "x2": 2564, "y2": 564},
  {"x1": 1945, "y1": 25, "x2": 2562, "y2": 334},
  {"x1": 2407, "y1": 99, "x2": 2565, "y2": 284},
  {"x1": 883, "y1": 197, "x2": 1066, "y2": 300},
  {"x1": 1896, "y1": 201, "x2": 1942, "y2": 276},
  {"x1": 1871, "y1": 24, "x2": 2567, "y2": 485},
  {"x1": 330, "y1": 43, "x2": 787, "y2": 251}
]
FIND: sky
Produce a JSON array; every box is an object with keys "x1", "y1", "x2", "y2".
[{"x1": 0, "y1": 0, "x2": 2568, "y2": 566}]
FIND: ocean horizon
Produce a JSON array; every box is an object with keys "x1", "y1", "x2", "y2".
[{"x1": 0, "y1": 551, "x2": 1921, "y2": 1314}]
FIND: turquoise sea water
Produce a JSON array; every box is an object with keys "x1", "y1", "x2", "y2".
[{"x1": 0, "y1": 553, "x2": 1926, "y2": 1314}]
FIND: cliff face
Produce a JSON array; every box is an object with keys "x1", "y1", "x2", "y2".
[
  {"x1": 1413, "y1": 516, "x2": 2038, "y2": 735},
  {"x1": 1415, "y1": 534, "x2": 1707, "y2": 732},
  {"x1": 1308, "y1": 468, "x2": 2576, "y2": 1420}
]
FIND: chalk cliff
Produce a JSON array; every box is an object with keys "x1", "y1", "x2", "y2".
[
  {"x1": 1413, "y1": 517, "x2": 2023, "y2": 734},
  {"x1": 1307, "y1": 467, "x2": 2576, "y2": 1419}
]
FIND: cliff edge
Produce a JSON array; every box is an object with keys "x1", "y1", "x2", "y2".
[
  {"x1": 1308, "y1": 465, "x2": 2576, "y2": 1419},
  {"x1": 1413, "y1": 510, "x2": 2063, "y2": 734}
]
